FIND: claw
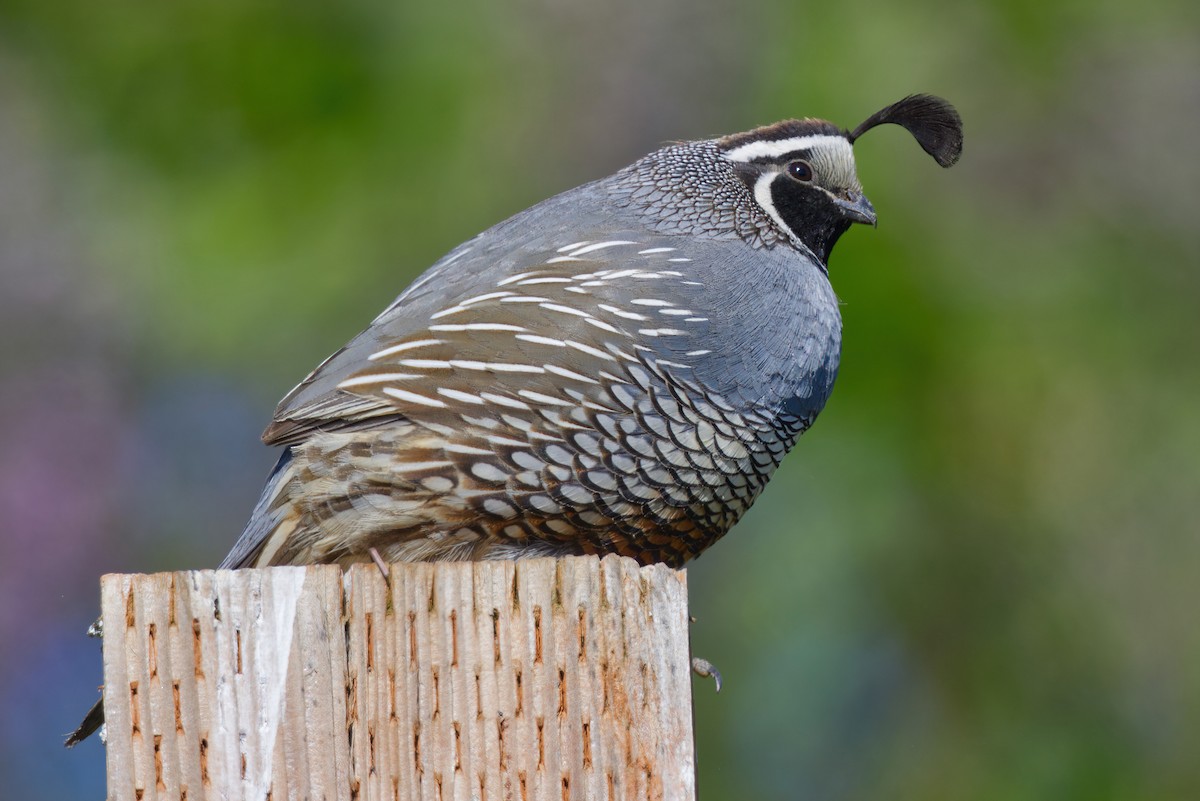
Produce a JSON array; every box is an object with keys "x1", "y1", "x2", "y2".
[{"x1": 691, "y1": 657, "x2": 722, "y2": 692}]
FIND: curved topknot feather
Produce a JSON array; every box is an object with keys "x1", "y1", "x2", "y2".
[{"x1": 849, "y1": 94, "x2": 963, "y2": 167}]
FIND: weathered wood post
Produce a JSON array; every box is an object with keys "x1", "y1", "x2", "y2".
[{"x1": 99, "y1": 555, "x2": 696, "y2": 800}]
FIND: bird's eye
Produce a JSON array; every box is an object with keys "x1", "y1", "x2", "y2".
[{"x1": 786, "y1": 160, "x2": 814, "y2": 182}]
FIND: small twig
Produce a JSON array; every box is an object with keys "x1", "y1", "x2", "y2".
[{"x1": 368, "y1": 547, "x2": 390, "y2": 579}]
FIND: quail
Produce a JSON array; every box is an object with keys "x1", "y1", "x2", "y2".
[{"x1": 67, "y1": 94, "x2": 962, "y2": 746}]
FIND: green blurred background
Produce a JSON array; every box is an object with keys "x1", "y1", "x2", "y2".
[{"x1": 1, "y1": 0, "x2": 1197, "y2": 798}]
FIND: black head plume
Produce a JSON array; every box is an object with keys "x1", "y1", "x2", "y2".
[{"x1": 848, "y1": 94, "x2": 963, "y2": 167}]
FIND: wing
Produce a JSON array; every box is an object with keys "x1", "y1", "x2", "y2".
[{"x1": 263, "y1": 235, "x2": 728, "y2": 446}]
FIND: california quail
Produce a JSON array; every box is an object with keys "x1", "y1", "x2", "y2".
[
  {"x1": 67, "y1": 94, "x2": 961, "y2": 745},
  {"x1": 224, "y1": 94, "x2": 962, "y2": 570}
]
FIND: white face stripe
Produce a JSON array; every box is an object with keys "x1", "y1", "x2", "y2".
[
  {"x1": 752, "y1": 171, "x2": 791, "y2": 236},
  {"x1": 723, "y1": 134, "x2": 849, "y2": 163}
]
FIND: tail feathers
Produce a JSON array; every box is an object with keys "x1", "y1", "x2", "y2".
[
  {"x1": 65, "y1": 697, "x2": 105, "y2": 748},
  {"x1": 67, "y1": 452, "x2": 297, "y2": 748},
  {"x1": 220, "y1": 450, "x2": 298, "y2": 569}
]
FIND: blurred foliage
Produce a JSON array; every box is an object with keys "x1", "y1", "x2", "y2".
[{"x1": 0, "y1": 0, "x2": 1197, "y2": 798}]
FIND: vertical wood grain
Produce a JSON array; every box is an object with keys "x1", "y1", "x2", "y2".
[{"x1": 102, "y1": 555, "x2": 695, "y2": 801}]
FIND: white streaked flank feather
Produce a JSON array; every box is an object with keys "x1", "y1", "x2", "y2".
[{"x1": 368, "y1": 338, "x2": 443, "y2": 360}]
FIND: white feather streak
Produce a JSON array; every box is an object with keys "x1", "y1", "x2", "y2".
[
  {"x1": 382, "y1": 387, "x2": 447, "y2": 408},
  {"x1": 497, "y1": 271, "x2": 542, "y2": 286},
  {"x1": 429, "y1": 323, "x2": 528, "y2": 332},
  {"x1": 437, "y1": 388, "x2": 485, "y2": 405},
  {"x1": 565, "y1": 340, "x2": 616, "y2": 361},
  {"x1": 443, "y1": 442, "x2": 493, "y2": 455},
  {"x1": 337, "y1": 372, "x2": 420, "y2": 388},
  {"x1": 539, "y1": 302, "x2": 592, "y2": 318},
  {"x1": 481, "y1": 392, "x2": 531, "y2": 410},
  {"x1": 399, "y1": 359, "x2": 454, "y2": 369},
  {"x1": 518, "y1": 390, "x2": 573, "y2": 406},
  {"x1": 567, "y1": 240, "x2": 638, "y2": 255},
  {"x1": 544, "y1": 364, "x2": 601, "y2": 384},
  {"x1": 597, "y1": 304, "x2": 649, "y2": 321},
  {"x1": 515, "y1": 333, "x2": 567, "y2": 347},
  {"x1": 368, "y1": 338, "x2": 443, "y2": 360}
]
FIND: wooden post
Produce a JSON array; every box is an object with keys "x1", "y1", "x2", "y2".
[{"x1": 99, "y1": 555, "x2": 696, "y2": 800}]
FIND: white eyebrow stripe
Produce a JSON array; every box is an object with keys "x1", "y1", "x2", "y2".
[
  {"x1": 369, "y1": 339, "x2": 443, "y2": 360},
  {"x1": 567, "y1": 240, "x2": 638, "y2": 256},
  {"x1": 337, "y1": 372, "x2": 421, "y2": 388},
  {"x1": 722, "y1": 134, "x2": 849, "y2": 163}
]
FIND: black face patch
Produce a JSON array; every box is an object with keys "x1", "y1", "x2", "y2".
[{"x1": 768, "y1": 177, "x2": 851, "y2": 267}]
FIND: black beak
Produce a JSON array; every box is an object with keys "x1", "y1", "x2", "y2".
[{"x1": 835, "y1": 191, "x2": 877, "y2": 226}]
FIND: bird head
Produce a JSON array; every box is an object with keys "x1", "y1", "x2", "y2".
[{"x1": 718, "y1": 94, "x2": 963, "y2": 264}]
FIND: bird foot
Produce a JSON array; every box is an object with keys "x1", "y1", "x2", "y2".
[{"x1": 691, "y1": 656, "x2": 722, "y2": 692}]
